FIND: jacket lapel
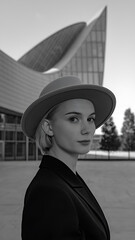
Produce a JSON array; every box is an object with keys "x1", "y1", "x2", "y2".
[
  {"x1": 40, "y1": 155, "x2": 110, "y2": 239},
  {"x1": 74, "y1": 173, "x2": 110, "y2": 239}
]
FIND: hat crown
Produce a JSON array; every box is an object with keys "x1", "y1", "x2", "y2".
[{"x1": 39, "y1": 76, "x2": 82, "y2": 97}]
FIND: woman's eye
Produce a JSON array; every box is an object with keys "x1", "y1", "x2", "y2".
[
  {"x1": 88, "y1": 117, "x2": 95, "y2": 123},
  {"x1": 69, "y1": 116, "x2": 79, "y2": 122}
]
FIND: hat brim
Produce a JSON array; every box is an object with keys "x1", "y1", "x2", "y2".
[{"x1": 21, "y1": 84, "x2": 116, "y2": 139}]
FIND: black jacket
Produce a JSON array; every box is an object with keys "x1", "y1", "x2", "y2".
[{"x1": 21, "y1": 155, "x2": 110, "y2": 240}]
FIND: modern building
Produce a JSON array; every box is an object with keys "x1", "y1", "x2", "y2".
[{"x1": 0, "y1": 7, "x2": 107, "y2": 160}]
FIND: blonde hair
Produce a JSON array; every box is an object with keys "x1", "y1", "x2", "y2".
[{"x1": 35, "y1": 105, "x2": 58, "y2": 155}]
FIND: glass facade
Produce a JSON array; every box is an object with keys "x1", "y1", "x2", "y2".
[
  {"x1": 0, "y1": 113, "x2": 41, "y2": 160},
  {"x1": 18, "y1": 23, "x2": 86, "y2": 72},
  {"x1": 46, "y1": 9, "x2": 106, "y2": 86}
]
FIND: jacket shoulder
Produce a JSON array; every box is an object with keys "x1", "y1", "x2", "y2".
[{"x1": 24, "y1": 167, "x2": 72, "y2": 204}]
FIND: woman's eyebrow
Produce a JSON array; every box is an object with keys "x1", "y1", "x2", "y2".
[
  {"x1": 65, "y1": 112, "x2": 96, "y2": 116},
  {"x1": 65, "y1": 112, "x2": 81, "y2": 115}
]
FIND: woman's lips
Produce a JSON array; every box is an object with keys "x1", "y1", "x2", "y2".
[{"x1": 77, "y1": 140, "x2": 90, "y2": 145}]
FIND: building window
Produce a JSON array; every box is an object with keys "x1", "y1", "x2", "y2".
[
  {"x1": 96, "y1": 31, "x2": 102, "y2": 42},
  {"x1": 87, "y1": 43, "x2": 92, "y2": 57},
  {"x1": 29, "y1": 141, "x2": 36, "y2": 159},
  {"x1": 82, "y1": 73, "x2": 88, "y2": 84},
  {"x1": 97, "y1": 43, "x2": 103, "y2": 57},
  {"x1": 76, "y1": 58, "x2": 82, "y2": 71},
  {"x1": 94, "y1": 73, "x2": 99, "y2": 85},
  {"x1": 93, "y1": 58, "x2": 98, "y2": 72},
  {"x1": 102, "y1": 31, "x2": 106, "y2": 42},
  {"x1": 17, "y1": 116, "x2": 22, "y2": 124},
  {"x1": 17, "y1": 142, "x2": 26, "y2": 158},
  {"x1": 5, "y1": 142, "x2": 15, "y2": 158},
  {"x1": 81, "y1": 43, "x2": 87, "y2": 57},
  {"x1": 98, "y1": 58, "x2": 104, "y2": 72},
  {"x1": 91, "y1": 31, "x2": 96, "y2": 42},
  {"x1": 88, "y1": 73, "x2": 94, "y2": 84},
  {"x1": 82, "y1": 58, "x2": 87, "y2": 72},
  {"x1": 86, "y1": 33, "x2": 91, "y2": 42},
  {"x1": 76, "y1": 49, "x2": 81, "y2": 57},
  {"x1": 87, "y1": 58, "x2": 93, "y2": 72},
  {"x1": 17, "y1": 132, "x2": 25, "y2": 141},
  {"x1": 71, "y1": 58, "x2": 77, "y2": 71},
  {"x1": 6, "y1": 131, "x2": 15, "y2": 140},
  {"x1": 0, "y1": 131, "x2": 4, "y2": 140},
  {"x1": 5, "y1": 114, "x2": 16, "y2": 124},
  {"x1": 92, "y1": 43, "x2": 98, "y2": 57}
]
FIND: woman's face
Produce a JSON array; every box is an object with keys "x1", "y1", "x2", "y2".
[{"x1": 50, "y1": 99, "x2": 96, "y2": 157}]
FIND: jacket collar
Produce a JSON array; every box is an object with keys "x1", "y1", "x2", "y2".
[
  {"x1": 39, "y1": 155, "x2": 110, "y2": 239},
  {"x1": 39, "y1": 155, "x2": 81, "y2": 187}
]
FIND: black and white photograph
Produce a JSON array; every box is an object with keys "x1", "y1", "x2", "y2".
[{"x1": 0, "y1": 0, "x2": 135, "y2": 239}]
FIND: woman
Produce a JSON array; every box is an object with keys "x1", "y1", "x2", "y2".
[{"x1": 21, "y1": 76, "x2": 116, "y2": 240}]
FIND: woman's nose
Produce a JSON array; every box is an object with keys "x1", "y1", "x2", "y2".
[{"x1": 81, "y1": 121, "x2": 90, "y2": 135}]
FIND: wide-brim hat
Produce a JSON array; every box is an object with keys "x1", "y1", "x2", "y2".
[{"x1": 21, "y1": 76, "x2": 116, "y2": 139}]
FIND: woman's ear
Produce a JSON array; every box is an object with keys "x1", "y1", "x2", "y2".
[{"x1": 42, "y1": 120, "x2": 53, "y2": 136}]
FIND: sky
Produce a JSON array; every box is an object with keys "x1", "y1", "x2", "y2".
[{"x1": 0, "y1": 0, "x2": 135, "y2": 134}]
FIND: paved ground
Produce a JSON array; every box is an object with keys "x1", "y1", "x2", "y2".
[{"x1": 0, "y1": 160, "x2": 135, "y2": 240}]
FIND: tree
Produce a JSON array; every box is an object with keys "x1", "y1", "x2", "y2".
[
  {"x1": 120, "y1": 108, "x2": 135, "y2": 151},
  {"x1": 100, "y1": 117, "x2": 120, "y2": 157}
]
